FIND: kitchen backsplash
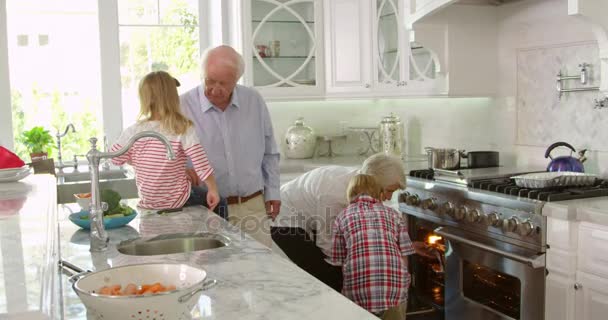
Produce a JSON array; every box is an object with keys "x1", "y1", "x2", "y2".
[
  {"x1": 514, "y1": 42, "x2": 608, "y2": 177},
  {"x1": 267, "y1": 97, "x2": 504, "y2": 159}
]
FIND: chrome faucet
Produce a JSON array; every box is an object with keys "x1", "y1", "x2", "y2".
[
  {"x1": 56, "y1": 123, "x2": 76, "y2": 170},
  {"x1": 86, "y1": 131, "x2": 176, "y2": 252}
]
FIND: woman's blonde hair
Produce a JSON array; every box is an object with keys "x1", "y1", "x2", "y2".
[
  {"x1": 138, "y1": 71, "x2": 192, "y2": 135},
  {"x1": 346, "y1": 174, "x2": 383, "y2": 203}
]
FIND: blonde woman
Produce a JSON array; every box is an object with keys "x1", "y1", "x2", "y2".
[
  {"x1": 328, "y1": 174, "x2": 414, "y2": 320},
  {"x1": 111, "y1": 71, "x2": 219, "y2": 211}
]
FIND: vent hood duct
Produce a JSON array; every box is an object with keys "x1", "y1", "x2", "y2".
[{"x1": 569, "y1": 0, "x2": 608, "y2": 97}]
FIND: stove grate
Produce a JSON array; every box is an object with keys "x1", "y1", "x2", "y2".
[{"x1": 472, "y1": 178, "x2": 608, "y2": 202}]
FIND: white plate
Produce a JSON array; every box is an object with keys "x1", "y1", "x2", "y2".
[
  {"x1": 0, "y1": 169, "x2": 31, "y2": 183},
  {"x1": 0, "y1": 166, "x2": 30, "y2": 179}
]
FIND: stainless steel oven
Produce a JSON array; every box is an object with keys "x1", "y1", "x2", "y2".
[
  {"x1": 402, "y1": 167, "x2": 608, "y2": 320},
  {"x1": 435, "y1": 226, "x2": 545, "y2": 320},
  {"x1": 407, "y1": 215, "x2": 446, "y2": 320}
]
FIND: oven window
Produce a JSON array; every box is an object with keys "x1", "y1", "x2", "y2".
[{"x1": 462, "y1": 261, "x2": 521, "y2": 319}]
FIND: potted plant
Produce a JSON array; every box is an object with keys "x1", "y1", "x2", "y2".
[{"x1": 21, "y1": 126, "x2": 54, "y2": 162}]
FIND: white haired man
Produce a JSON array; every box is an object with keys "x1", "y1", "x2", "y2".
[
  {"x1": 271, "y1": 153, "x2": 408, "y2": 291},
  {"x1": 180, "y1": 45, "x2": 281, "y2": 248}
]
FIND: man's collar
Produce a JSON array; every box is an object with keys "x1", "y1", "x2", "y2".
[{"x1": 199, "y1": 85, "x2": 240, "y2": 112}]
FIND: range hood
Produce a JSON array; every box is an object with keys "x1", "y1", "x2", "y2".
[
  {"x1": 569, "y1": 0, "x2": 608, "y2": 97},
  {"x1": 457, "y1": 0, "x2": 525, "y2": 5}
]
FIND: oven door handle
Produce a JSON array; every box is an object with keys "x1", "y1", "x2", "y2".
[{"x1": 434, "y1": 227, "x2": 545, "y2": 269}]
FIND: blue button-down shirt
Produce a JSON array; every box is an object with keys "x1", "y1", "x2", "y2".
[{"x1": 180, "y1": 85, "x2": 280, "y2": 201}]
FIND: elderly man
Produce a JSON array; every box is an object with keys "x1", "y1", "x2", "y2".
[
  {"x1": 180, "y1": 45, "x2": 280, "y2": 248},
  {"x1": 271, "y1": 153, "x2": 407, "y2": 291}
]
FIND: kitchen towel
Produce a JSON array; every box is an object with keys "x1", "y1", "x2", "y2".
[{"x1": 0, "y1": 146, "x2": 25, "y2": 169}]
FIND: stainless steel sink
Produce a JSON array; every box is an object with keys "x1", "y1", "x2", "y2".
[
  {"x1": 116, "y1": 233, "x2": 230, "y2": 256},
  {"x1": 61, "y1": 170, "x2": 128, "y2": 183},
  {"x1": 56, "y1": 166, "x2": 137, "y2": 204}
]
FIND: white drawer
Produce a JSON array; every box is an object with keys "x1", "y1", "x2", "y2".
[{"x1": 578, "y1": 223, "x2": 608, "y2": 278}]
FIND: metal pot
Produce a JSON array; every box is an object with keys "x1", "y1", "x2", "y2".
[
  {"x1": 425, "y1": 147, "x2": 463, "y2": 170},
  {"x1": 462, "y1": 151, "x2": 499, "y2": 168},
  {"x1": 545, "y1": 142, "x2": 587, "y2": 172}
]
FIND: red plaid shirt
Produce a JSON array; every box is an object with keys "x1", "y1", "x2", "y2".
[{"x1": 329, "y1": 195, "x2": 415, "y2": 313}]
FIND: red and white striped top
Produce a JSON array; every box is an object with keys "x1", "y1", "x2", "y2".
[{"x1": 110, "y1": 121, "x2": 213, "y2": 209}]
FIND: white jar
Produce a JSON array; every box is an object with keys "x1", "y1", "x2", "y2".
[{"x1": 285, "y1": 118, "x2": 316, "y2": 159}]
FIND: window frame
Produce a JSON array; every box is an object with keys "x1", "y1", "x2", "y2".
[{"x1": 0, "y1": 0, "x2": 237, "y2": 151}]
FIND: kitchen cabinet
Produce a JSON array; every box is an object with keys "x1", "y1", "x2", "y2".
[
  {"x1": 324, "y1": 0, "x2": 446, "y2": 97},
  {"x1": 241, "y1": 0, "x2": 325, "y2": 99},
  {"x1": 574, "y1": 271, "x2": 608, "y2": 320},
  {"x1": 546, "y1": 220, "x2": 608, "y2": 320}
]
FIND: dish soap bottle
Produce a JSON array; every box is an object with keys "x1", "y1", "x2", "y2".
[{"x1": 285, "y1": 117, "x2": 317, "y2": 159}]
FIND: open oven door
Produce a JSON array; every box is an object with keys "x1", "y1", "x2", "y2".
[{"x1": 435, "y1": 227, "x2": 546, "y2": 320}]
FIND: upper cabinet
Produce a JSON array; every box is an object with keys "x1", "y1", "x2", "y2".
[
  {"x1": 324, "y1": 0, "x2": 447, "y2": 97},
  {"x1": 241, "y1": 0, "x2": 325, "y2": 99},
  {"x1": 242, "y1": 0, "x2": 497, "y2": 100}
]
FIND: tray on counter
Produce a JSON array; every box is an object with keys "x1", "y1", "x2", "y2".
[{"x1": 511, "y1": 172, "x2": 597, "y2": 189}]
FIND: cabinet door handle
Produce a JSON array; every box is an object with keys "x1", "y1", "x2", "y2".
[
  {"x1": 574, "y1": 283, "x2": 583, "y2": 290},
  {"x1": 364, "y1": 83, "x2": 371, "y2": 88}
]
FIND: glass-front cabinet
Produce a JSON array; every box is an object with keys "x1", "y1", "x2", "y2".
[
  {"x1": 374, "y1": 0, "x2": 444, "y2": 93},
  {"x1": 375, "y1": 0, "x2": 403, "y2": 89},
  {"x1": 325, "y1": 0, "x2": 445, "y2": 96},
  {"x1": 242, "y1": 0, "x2": 324, "y2": 99}
]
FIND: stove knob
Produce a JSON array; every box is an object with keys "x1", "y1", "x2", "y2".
[
  {"x1": 519, "y1": 220, "x2": 535, "y2": 236},
  {"x1": 398, "y1": 192, "x2": 410, "y2": 203},
  {"x1": 484, "y1": 212, "x2": 502, "y2": 227},
  {"x1": 454, "y1": 206, "x2": 468, "y2": 220},
  {"x1": 406, "y1": 194, "x2": 421, "y2": 206},
  {"x1": 506, "y1": 217, "x2": 520, "y2": 233},
  {"x1": 466, "y1": 209, "x2": 481, "y2": 223},
  {"x1": 420, "y1": 198, "x2": 437, "y2": 210},
  {"x1": 440, "y1": 202, "x2": 455, "y2": 215}
]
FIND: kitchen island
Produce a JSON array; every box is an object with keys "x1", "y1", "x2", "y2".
[{"x1": 0, "y1": 174, "x2": 377, "y2": 319}]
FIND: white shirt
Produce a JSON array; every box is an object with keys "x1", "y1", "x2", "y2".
[{"x1": 274, "y1": 166, "x2": 359, "y2": 256}]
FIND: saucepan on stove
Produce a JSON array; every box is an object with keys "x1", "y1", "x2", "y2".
[
  {"x1": 425, "y1": 147, "x2": 463, "y2": 170},
  {"x1": 461, "y1": 151, "x2": 499, "y2": 168}
]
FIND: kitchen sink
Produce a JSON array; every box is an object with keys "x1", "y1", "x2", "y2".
[
  {"x1": 56, "y1": 166, "x2": 138, "y2": 204},
  {"x1": 57, "y1": 169, "x2": 129, "y2": 183},
  {"x1": 61, "y1": 170, "x2": 128, "y2": 183},
  {"x1": 116, "y1": 232, "x2": 230, "y2": 256}
]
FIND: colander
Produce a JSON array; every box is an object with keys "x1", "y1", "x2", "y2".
[{"x1": 60, "y1": 260, "x2": 216, "y2": 320}]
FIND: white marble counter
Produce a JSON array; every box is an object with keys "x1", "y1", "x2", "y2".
[
  {"x1": 543, "y1": 196, "x2": 608, "y2": 226},
  {"x1": 58, "y1": 203, "x2": 377, "y2": 319},
  {"x1": 0, "y1": 174, "x2": 61, "y2": 319},
  {"x1": 280, "y1": 154, "x2": 428, "y2": 185}
]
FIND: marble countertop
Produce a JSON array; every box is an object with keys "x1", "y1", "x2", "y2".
[
  {"x1": 543, "y1": 196, "x2": 608, "y2": 226},
  {"x1": 280, "y1": 154, "x2": 428, "y2": 185},
  {"x1": 0, "y1": 174, "x2": 61, "y2": 320},
  {"x1": 58, "y1": 203, "x2": 377, "y2": 319}
]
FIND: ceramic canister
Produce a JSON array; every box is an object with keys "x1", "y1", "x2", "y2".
[
  {"x1": 379, "y1": 113, "x2": 405, "y2": 157},
  {"x1": 285, "y1": 117, "x2": 316, "y2": 159}
]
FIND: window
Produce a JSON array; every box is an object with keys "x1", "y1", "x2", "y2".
[
  {"x1": 7, "y1": 0, "x2": 103, "y2": 161},
  {"x1": 118, "y1": 0, "x2": 200, "y2": 128}
]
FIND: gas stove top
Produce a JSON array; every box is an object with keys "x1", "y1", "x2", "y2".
[
  {"x1": 409, "y1": 169, "x2": 608, "y2": 202},
  {"x1": 402, "y1": 167, "x2": 608, "y2": 251}
]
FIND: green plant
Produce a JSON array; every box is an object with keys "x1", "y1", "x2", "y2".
[{"x1": 21, "y1": 126, "x2": 54, "y2": 154}]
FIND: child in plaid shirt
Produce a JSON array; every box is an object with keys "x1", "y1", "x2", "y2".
[{"x1": 329, "y1": 174, "x2": 415, "y2": 320}]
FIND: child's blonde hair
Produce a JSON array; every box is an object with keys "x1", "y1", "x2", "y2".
[
  {"x1": 346, "y1": 174, "x2": 383, "y2": 203},
  {"x1": 138, "y1": 71, "x2": 192, "y2": 135}
]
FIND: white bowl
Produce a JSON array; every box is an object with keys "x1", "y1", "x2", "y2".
[
  {"x1": 72, "y1": 263, "x2": 214, "y2": 320},
  {"x1": 74, "y1": 194, "x2": 91, "y2": 211}
]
